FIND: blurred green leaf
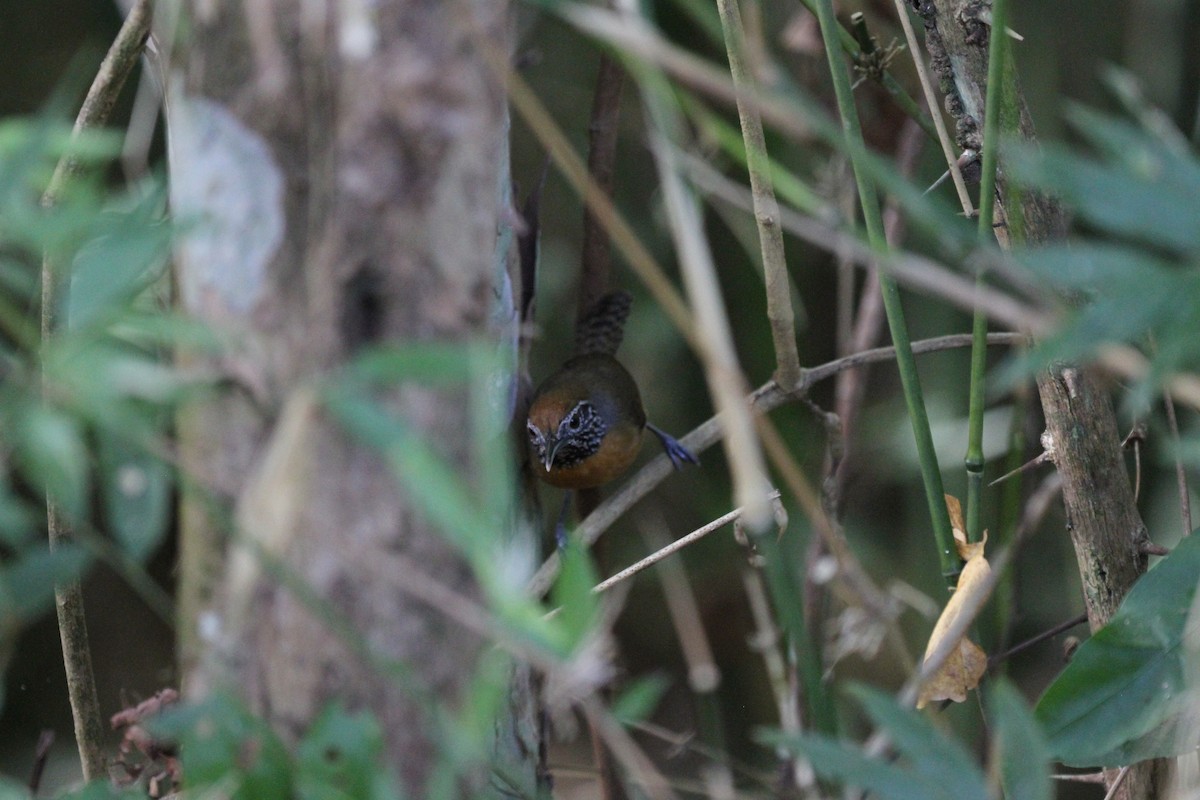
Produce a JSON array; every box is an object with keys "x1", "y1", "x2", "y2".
[
  {"x1": 10, "y1": 403, "x2": 90, "y2": 521},
  {"x1": 2, "y1": 543, "x2": 88, "y2": 621},
  {"x1": 1006, "y1": 136, "x2": 1200, "y2": 255},
  {"x1": 0, "y1": 487, "x2": 39, "y2": 548},
  {"x1": 548, "y1": 542, "x2": 601, "y2": 656},
  {"x1": 849, "y1": 685, "x2": 990, "y2": 800},
  {"x1": 1014, "y1": 242, "x2": 1175, "y2": 294},
  {"x1": 0, "y1": 775, "x2": 30, "y2": 800},
  {"x1": 988, "y1": 679, "x2": 1051, "y2": 800},
  {"x1": 67, "y1": 189, "x2": 171, "y2": 330},
  {"x1": 58, "y1": 782, "x2": 147, "y2": 800},
  {"x1": 612, "y1": 673, "x2": 669, "y2": 725},
  {"x1": 349, "y1": 343, "x2": 480, "y2": 385},
  {"x1": 1002, "y1": 249, "x2": 1200, "y2": 394},
  {"x1": 762, "y1": 729, "x2": 954, "y2": 800},
  {"x1": 1035, "y1": 528, "x2": 1200, "y2": 766},
  {"x1": 156, "y1": 694, "x2": 294, "y2": 800},
  {"x1": 97, "y1": 429, "x2": 172, "y2": 561},
  {"x1": 297, "y1": 705, "x2": 397, "y2": 800},
  {"x1": 325, "y1": 387, "x2": 484, "y2": 551}
]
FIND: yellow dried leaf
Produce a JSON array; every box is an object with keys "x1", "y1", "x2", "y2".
[
  {"x1": 918, "y1": 638, "x2": 988, "y2": 707},
  {"x1": 916, "y1": 538, "x2": 992, "y2": 709}
]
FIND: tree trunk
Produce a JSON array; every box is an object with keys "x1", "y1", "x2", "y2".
[
  {"x1": 921, "y1": 2, "x2": 1164, "y2": 796},
  {"x1": 164, "y1": 1, "x2": 540, "y2": 792}
]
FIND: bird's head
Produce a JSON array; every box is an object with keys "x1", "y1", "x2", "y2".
[{"x1": 526, "y1": 397, "x2": 608, "y2": 473}]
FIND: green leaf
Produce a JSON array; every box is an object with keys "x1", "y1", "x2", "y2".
[
  {"x1": 2, "y1": 544, "x2": 88, "y2": 621},
  {"x1": 1014, "y1": 242, "x2": 1174, "y2": 294},
  {"x1": 324, "y1": 387, "x2": 484, "y2": 551},
  {"x1": 97, "y1": 430, "x2": 172, "y2": 561},
  {"x1": 66, "y1": 192, "x2": 171, "y2": 330},
  {"x1": 0, "y1": 488, "x2": 39, "y2": 548},
  {"x1": 0, "y1": 776, "x2": 31, "y2": 800},
  {"x1": 762, "y1": 729, "x2": 947, "y2": 800},
  {"x1": 1035, "y1": 528, "x2": 1200, "y2": 766},
  {"x1": 612, "y1": 674, "x2": 670, "y2": 725},
  {"x1": 548, "y1": 541, "x2": 601, "y2": 656},
  {"x1": 58, "y1": 782, "x2": 146, "y2": 800},
  {"x1": 12, "y1": 404, "x2": 89, "y2": 521},
  {"x1": 988, "y1": 679, "x2": 1051, "y2": 800},
  {"x1": 849, "y1": 685, "x2": 990, "y2": 800},
  {"x1": 349, "y1": 343, "x2": 480, "y2": 385},
  {"x1": 156, "y1": 695, "x2": 293, "y2": 800},
  {"x1": 296, "y1": 705, "x2": 392, "y2": 800},
  {"x1": 762, "y1": 687, "x2": 989, "y2": 800},
  {"x1": 1006, "y1": 135, "x2": 1200, "y2": 255}
]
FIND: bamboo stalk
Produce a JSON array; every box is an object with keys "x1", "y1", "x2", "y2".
[
  {"x1": 716, "y1": 0, "x2": 802, "y2": 389},
  {"x1": 964, "y1": 0, "x2": 1011, "y2": 541},
  {"x1": 810, "y1": 0, "x2": 958, "y2": 584}
]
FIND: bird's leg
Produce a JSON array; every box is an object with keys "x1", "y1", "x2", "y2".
[
  {"x1": 554, "y1": 491, "x2": 573, "y2": 550},
  {"x1": 647, "y1": 423, "x2": 699, "y2": 470}
]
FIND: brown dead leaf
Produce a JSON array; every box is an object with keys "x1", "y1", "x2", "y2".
[{"x1": 945, "y1": 493, "x2": 966, "y2": 542}]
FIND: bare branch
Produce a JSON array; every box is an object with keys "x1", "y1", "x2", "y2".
[
  {"x1": 39, "y1": 0, "x2": 155, "y2": 781},
  {"x1": 717, "y1": 0, "x2": 802, "y2": 389}
]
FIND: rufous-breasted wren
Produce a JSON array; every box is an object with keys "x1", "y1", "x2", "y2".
[{"x1": 526, "y1": 291, "x2": 697, "y2": 543}]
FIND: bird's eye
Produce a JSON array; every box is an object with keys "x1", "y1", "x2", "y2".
[
  {"x1": 526, "y1": 421, "x2": 541, "y2": 442},
  {"x1": 568, "y1": 414, "x2": 582, "y2": 430}
]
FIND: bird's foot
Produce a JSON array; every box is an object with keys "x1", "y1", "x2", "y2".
[
  {"x1": 555, "y1": 492, "x2": 573, "y2": 550},
  {"x1": 647, "y1": 423, "x2": 699, "y2": 471}
]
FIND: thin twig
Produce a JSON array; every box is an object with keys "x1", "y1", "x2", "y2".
[
  {"x1": 594, "y1": 494, "x2": 779, "y2": 594},
  {"x1": 742, "y1": 568, "x2": 811, "y2": 791},
  {"x1": 890, "y1": 0, "x2": 973, "y2": 215},
  {"x1": 527, "y1": 332, "x2": 1022, "y2": 597},
  {"x1": 717, "y1": 0, "x2": 802, "y2": 389},
  {"x1": 39, "y1": 0, "x2": 154, "y2": 781},
  {"x1": 28, "y1": 730, "x2": 55, "y2": 794},
  {"x1": 681, "y1": 152, "x2": 1050, "y2": 334},
  {"x1": 1101, "y1": 765, "x2": 1134, "y2": 800},
  {"x1": 581, "y1": 698, "x2": 681, "y2": 800},
  {"x1": 638, "y1": 59, "x2": 773, "y2": 531},
  {"x1": 988, "y1": 612, "x2": 1086, "y2": 671},
  {"x1": 641, "y1": 522, "x2": 719, "y2": 693},
  {"x1": 640, "y1": 519, "x2": 732, "y2": 787},
  {"x1": 1053, "y1": 772, "x2": 1108, "y2": 784}
]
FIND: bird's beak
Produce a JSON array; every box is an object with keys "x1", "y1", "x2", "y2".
[{"x1": 543, "y1": 437, "x2": 562, "y2": 472}]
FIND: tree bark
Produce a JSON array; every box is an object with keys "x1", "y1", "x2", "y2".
[
  {"x1": 164, "y1": 1, "x2": 540, "y2": 793},
  {"x1": 921, "y1": 2, "x2": 1163, "y2": 796}
]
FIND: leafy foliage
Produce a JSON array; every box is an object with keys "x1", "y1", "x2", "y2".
[
  {"x1": 0, "y1": 115, "x2": 194, "y2": 716},
  {"x1": 1005, "y1": 101, "x2": 1200, "y2": 405},
  {"x1": 148, "y1": 694, "x2": 402, "y2": 800},
  {"x1": 1035, "y1": 528, "x2": 1200, "y2": 766},
  {"x1": 764, "y1": 685, "x2": 990, "y2": 800}
]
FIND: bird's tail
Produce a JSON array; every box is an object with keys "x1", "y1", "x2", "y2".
[{"x1": 575, "y1": 290, "x2": 632, "y2": 356}]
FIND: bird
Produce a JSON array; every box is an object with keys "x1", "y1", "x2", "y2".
[{"x1": 526, "y1": 291, "x2": 697, "y2": 543}]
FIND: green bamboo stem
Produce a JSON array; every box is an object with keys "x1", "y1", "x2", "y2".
[
  {"x1": 810, "y1": 0, "x2": 957, "y2": 584},
  {"x1": 965, "y1": 0, "x2": 1011, "y2": 543}
]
